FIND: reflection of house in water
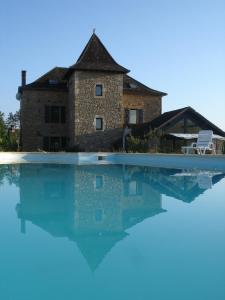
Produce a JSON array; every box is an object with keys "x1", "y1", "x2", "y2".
[
  {"x1": 143, "y1": 168, "x2": 225, "y2": 203},
  {"x1": 16, "y1": 164, "x2": 165, "y2": 271},
  {"x1": 15, "y1": 164, "x2": 225, "y2": 270}
]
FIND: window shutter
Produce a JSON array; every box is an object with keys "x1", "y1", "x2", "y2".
[
  {"x1": 61, "y1": 136, "x2": 67, "y2": 149},
  {"x1": 51, "y1": 106, "x2": 60, "y2": 123},
  {"x1": 61, "y1": 107, "x2": 66, "y2": 123},
  {"x1": 138, "y1": 109, "x2": 144, "y2": 124},
  {"x1": 45, "y1": 106, "x2": 50, "y2": 123},
  {"x1": 124, "y1": 109, "x2": 129, "y2": 125},
  {"x1": 43, "y1": 136, "x2": 49, "y2": 151}
]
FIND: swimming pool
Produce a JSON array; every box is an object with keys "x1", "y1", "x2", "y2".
[{"x1": 0, "y1": 163, "x2": 225, "y2": 300}]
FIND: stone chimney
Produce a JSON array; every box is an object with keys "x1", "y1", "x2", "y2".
[{"x1": 21, "y1": 70, "x2": 26, "y2": 86}]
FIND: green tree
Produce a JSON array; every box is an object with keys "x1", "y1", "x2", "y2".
[
  {"x1": 0, "y1": 111, "x2": 7, "y2": 150},
  {"x1": 5, "y1": 110, "x2": 20, "y2": 129},
  {"x1": 0, "y1": 110, "x2": 20, "y2": 151}
]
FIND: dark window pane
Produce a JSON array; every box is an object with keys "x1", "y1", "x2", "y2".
[
  {"x1": 45, "y1": 106, "x2": 66, "y2": 123},
  {"x1": 96, "y1": 118, "x2": 103, "y2": 130},
  {"x1": 96, "y1": 84, "x2": 103, "y2": 96},
  {"x1": 61, "y1": 107, "x2": 66, "y2": 123},
  {"x1": 43, "y1": 136, "x2": 50, "y2": 151},
  {"x1": 61, "y1": 136, "x2": 67, "y2": 149},
  {"x1": 45, "y1": 106, "x2": 50, "y2": 123},
  {"x1": 50, "y1": 137, "x2": 60, "y2": 151},
  {"x1": 51, "y1": 106, "x2": 60, "y2": 123}
]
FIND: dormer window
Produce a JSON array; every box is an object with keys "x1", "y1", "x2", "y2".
[
  {"x1": 95, "y1": 84, "x2": 103, "y2": 96},
  {"x1": 129, "y1": 83, "x2": 137, "y2": 89},
  {"x1": 49, "y1": 79, "x2": 59, "y2": 85}
]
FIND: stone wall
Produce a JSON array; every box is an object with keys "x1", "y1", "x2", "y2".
[
  {"x1": 122, "y1": 93, "x2": 162, "y2": 123},
  {"x1": 20, "y1": 74, "x2": 163, "y2": 152},
  {"x1": 21, "y1": 89, "x2": 68, "y2": 151},
  {"x1": 69, "y1": 71, "x2": 124, "y2": 151}
]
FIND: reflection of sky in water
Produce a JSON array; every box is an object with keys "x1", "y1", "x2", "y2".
[{"x1": 0, "y1": 164, "x2": 224, "y2": 300}]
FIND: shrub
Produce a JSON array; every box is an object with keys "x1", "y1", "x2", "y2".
[
  {"x1": 65, "y1": 144, "x2": 84, "y2": 152},
  {"x1": 126, "y1": 136, "x2": 149, "y2": 153}
]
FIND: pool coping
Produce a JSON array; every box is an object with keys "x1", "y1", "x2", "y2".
[{"x1": 1, "y1": 152, "x2": 225, "y2": 171}]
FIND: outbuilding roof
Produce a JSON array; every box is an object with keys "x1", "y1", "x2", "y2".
[
  {"x1": 131, "y1": 106, "x2": 225, "y2": 137},
  {"x1": 150, "y1": 106, "x2": 225, "y2": 136}
]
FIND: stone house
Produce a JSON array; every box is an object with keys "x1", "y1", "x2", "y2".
[{"x1": 18, "y1": 33, "x2": 166, "y2": 151}]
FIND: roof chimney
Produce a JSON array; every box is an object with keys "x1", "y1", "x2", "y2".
[{"x1": 21, "y1": 70, "x2": 26, "y2": 86}]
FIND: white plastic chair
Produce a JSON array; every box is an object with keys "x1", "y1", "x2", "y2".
[{"x1": 182, "y1": 130, "x2": 216, "y2": 155}]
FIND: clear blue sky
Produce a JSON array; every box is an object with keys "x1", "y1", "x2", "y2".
[{"x1": 1, "y1": 0, "x2": 225, "y2": 129}]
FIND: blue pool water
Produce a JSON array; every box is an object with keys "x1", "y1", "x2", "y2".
[{"x1": 0, "y1": 163, "x2": 225, "y2": 300}]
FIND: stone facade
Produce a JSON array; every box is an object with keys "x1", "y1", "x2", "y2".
[
  {"x1": 19, "y1": 33, "x2": 166, "y2": 152},
  {"x1": 69, "y1": 71, "x2": 124, "y2": 151},
  {"x1": 123, "y1": 93, "x2": 162, "y2": 123},
  {"x1": 21, "y1": 89, "x2": 68, "y2": 151}
]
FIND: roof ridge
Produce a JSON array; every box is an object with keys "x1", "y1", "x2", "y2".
[
  {"x1": 150, "y1": 106, "x2": 225, "y2": 136},
  {"x1": 124, "y1": 74, "x2": 167, "y2": 96},
  {"x1": 33, "y1": 66, "x2": 68, "y2": 83},
  {"x1": 155, "y1": 107, "x2": 190, "y2": 129}
]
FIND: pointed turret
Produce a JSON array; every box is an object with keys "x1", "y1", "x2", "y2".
[{"x1": 67, "y1": 33, "x2": 129, "y2": 75}]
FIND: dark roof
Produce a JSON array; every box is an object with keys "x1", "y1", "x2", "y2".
[
  {"x1": 150, "y1": 107, "x2": 189, "y2": 129},
  {"x1": 21, "y1": 67, "x2": 68, "y2": 91},
  {"x1": 148, "y1": 169, "x2": 225, "y2": 203},
  {"x1": 19, "y1": 34, "x2": 167, "y2": 95},
  {"x1": 20, "y1": 66, "x2": 166, "y2": 97},
  {"x1": 149, "y1": 106, "x2": 225, "y2": 136},
  {"x1": 74, "y1": 233, "x2": 127, "y2": 272},
  {"x1": 65, "y1": 33, "x2": 129, "y2": 76},
  {"x1": 123, "y1": 75, "x2": 167, "y2": 96},
  {"x1": 130, "y1": 106, "x2": 225, "y2": 137}
]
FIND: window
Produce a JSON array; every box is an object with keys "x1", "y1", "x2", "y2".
[
  {"x1": 44, "y1": 182, "x2": 65, "y2": 199},
  {"x1": 129, "y1": 110, "x2": 137, "y2": 124},
  {"x1": 95, "y1": 209, "x2": 103, "y2": 222},
  {"x1": 125, "y1": 109, "x2": 144, "y2": 125},
  {"x1": 43, "y1": 136, "x2": 68, "y2": 151},
  {"x1": 129, "y1": 83, "x2": 137, "y2": 89},
  {"x1": 124, "y1": 180, "x2": 143, "y2": 196},
  {"x1": 95, "y1": 175, "x2": 104, "y2": 189},
  {"x1": 95, "y1": 84, "x2": 103, "y2": 96},
  {"x1": 45, "y1": 106, "x2": 66, "y2": 123},
  {"x1": 49, "y1": 79, "x2": 59, "y2": 85},
  {"x1": 95, "y1": 117, "x2": 103, "y2": 130}
]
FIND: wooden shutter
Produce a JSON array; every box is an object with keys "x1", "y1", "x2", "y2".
[
  {"x1": 45, "y1": 106, "x2": 50, "y2": 123},
  {"x1": 124, "y1": 109, "x2": 129, "y2": 125},
  {"x1": 43, "y1": 136, "x2": 49, "y2": 151},
  {"x1": 61, "y1": 107, "x2": 66, "y2": 123},
  {"x1": 138, "y1": 109, "x2": 144, "y2": 124}
]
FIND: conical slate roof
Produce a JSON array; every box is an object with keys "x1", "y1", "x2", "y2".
[
  {"x1": 67, "y1": 33, "x2": 129, "y2": 74},
  {"x1": 74, "y1": 232, "x2": 128, "y2": 272}
]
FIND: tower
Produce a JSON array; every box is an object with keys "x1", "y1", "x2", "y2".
[{"x1": 66, "y1": 33, "x2": 129, "y2": 151}]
